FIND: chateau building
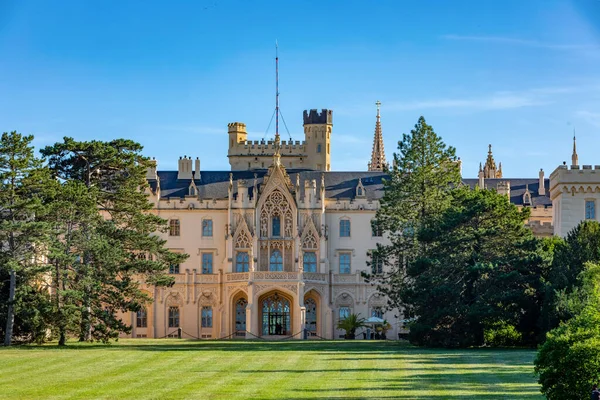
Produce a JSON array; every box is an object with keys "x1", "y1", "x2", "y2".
[{"x1": 126, "y1": 105, "x2": 597, "y2": 340}]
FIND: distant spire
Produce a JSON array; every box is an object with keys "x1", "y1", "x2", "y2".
[
  {"x1": 368, "y1": 100, "x2": 387, "y2": 171},
  {"x1": 482, "y1": 144, "x2": 502, "y2": 178},
  {"x1": 572, "y1": 130, "x2": 578, "y2": 166}
]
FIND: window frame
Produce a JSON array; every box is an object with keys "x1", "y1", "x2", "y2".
[
  {"x1": 168, "y1": 306, "x2": 179, "y2": 328},
  {"x1": 201, "y1": 306, "x2": 213, "y2": 328},
  {"x1": 201, "y1": 253, "x2": 213, "y2": 274},
  {"x1": 339, "y1": 252, "x2": 351, "y2": 274},
  {"x1": 202, "y1": 219, "x2": 213, "y2": 237},
  {"x1": 169, "y1": 219, "x2": 180, "y2": 237},
  {"x1": 303, "y1": 251, "x2": 317, "y2": 273},
  {"x1": 585, "y1": 200, "x2": 596, "y2": 220},
  {"x1": 269, "y1": 250, "x2": 283, "y2": 272},
  {"x1": 339, "y1": 219, "x2": 351, "y2": 237},
  {"x1": 136, "y1": 308, "x2": 147, "y2": 328},
  {"x1": 235, "y1": 252, "x2": 249, "y2": 272},
  {"x1": 272, "y1": 215, "x2": 281, "y2": 237},
  {"x1": 339, "y1": 306, "x2": 351, "y2": 320},
  {"x1": 169, "y1": 264, "x2": 180, "y2": 274}
]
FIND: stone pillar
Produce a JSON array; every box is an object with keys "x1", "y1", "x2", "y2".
[{"x1": 246, "y1": 283, "x2": 257, "y2": 339}]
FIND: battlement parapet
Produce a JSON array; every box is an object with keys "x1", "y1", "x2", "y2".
[{"x1": 303, "y1": 109, "x2": 333, "y2": 125}]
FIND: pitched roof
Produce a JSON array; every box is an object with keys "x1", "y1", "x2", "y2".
[{"x1": 151, "y1": 171, "x2": 551, "y2": 207}]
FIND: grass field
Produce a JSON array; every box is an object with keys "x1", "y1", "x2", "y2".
[{"x1": 0, "y1": 339, "x2": 542, "y2": 400}]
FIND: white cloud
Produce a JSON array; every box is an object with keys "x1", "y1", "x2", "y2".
[{"x1": 387, "y1": 91, "x2": 547, "y2": 111}]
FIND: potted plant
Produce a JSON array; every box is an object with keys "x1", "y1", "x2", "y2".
[
  {"x1": 375, "y1": 320, "x2": 392, "y2": 340},
  {"x1": 337, "y1": 313, "x2": 366, "y2": 340}
]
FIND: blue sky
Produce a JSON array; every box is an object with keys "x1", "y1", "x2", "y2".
[{"x1": 0, "y1": 0, "x2": 599, "y2": 177}]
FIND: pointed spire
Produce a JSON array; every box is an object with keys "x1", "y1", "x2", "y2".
[
  {"x1": 483, "y1": 144, "x2": 502, "y2": 178},
  {"x1": 368, "y1": 100, "x2": 387, "y2": 171},
  {"x1": 572, "y1": 130, "x2": 578, "y2": 166}
]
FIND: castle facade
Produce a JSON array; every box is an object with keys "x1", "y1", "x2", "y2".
[{"x1": 125, "y1": 107, "x2": 597, "y2": 340}]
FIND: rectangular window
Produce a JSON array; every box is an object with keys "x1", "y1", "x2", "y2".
[
  {"x1": 136, "y1": 309, "x2": 147, "y2": 328},
  {"x1": 317, "y1": 143, "x2": 322, "y2": 153},
  {"x1": 201, "y1": 307, "x2": 213, "y2": 328},
  {"x1": 340, "y1": 219, "x2": 351, "y2": 237},
  {"x1": 169, "y1": 219, "x2": 180, "y2": 236},
  {"x1": 371, "y1": 251, "x2": 383, "y2": 275},
  {"x1": 339, "y1": 253, "x2": 351, "y2": 274},
  {"x1": 202, "y1": 253, "x2": 213, "y2": 274},
  {"x1": 586, "y1": 200, "x2": 596, "y2": 220},
  {"x1": 339, "y1": 307, "x2": 350, "y2": 320},
  {"x1": 202, "y1": 219, "x2": 213, "y2": 237},
  {"x1": 371, "y1": 308, "x2": 383, "y2": 319},
  {"x1": 371, "y1": 220, "x2": 382, "y2": 237},
  {"x1": 236, "y1": 252, "x2": 249, "y2": 272},
  {"x1": 168, "y1": 306, "x2": 179, "y2": 328},
  {"x1": 303, "y1": 252, "x2": 317, "y2": 273},
  {"x1": 169, "y1": 264, "x2": 180, "y2": 274},
  {"x1": 272, "y1": 216, "x2": 281, "y2": 237}
]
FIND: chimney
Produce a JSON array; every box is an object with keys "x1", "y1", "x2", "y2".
[
  {"x1": 538, "y1": 169, "x2": 545, "y2": 196},
  {"x1": 194, "y1": 157, "x2": 201, "y2": 180},
  {"x1": 496, "y1": 181, "x2": 510, "y2": 198},
  {"x1": 478, "y1": 163, "x2": 485, "y2": 189},
  {"x1": 304, "y1": 180, "x2": 311, "y2": 205},
  {"x1": 178, "y1": 156, "x2": 193, "y2": 180},
  {"x1": 310, "y1": 179, "x2": 317, "y2": 207},
  {"x1": 145, "y1": 157, "x2": 157, "y2": 180},
  {"x1": 237, "y1": 180, "x2": 249, "y2": 207}
]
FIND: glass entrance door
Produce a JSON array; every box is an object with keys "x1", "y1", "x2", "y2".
[{"x1": 261, "y1": 293, "x2": 290, "y2": 336}]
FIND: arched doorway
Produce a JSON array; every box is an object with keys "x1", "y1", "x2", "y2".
[
  {"x1": 305, "y1": 297, "x2": 317, "y2": 336},
  {"x1": 234, "y1": 296, "x2": 248, "y2": 337},
  {"x1": 260, "y1": 292, "x2": 291, "y2": 336}
]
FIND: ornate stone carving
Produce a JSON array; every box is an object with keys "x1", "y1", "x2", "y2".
[
  {"x1": 302, "y1": 273, "x2": 328, "y2": 283},
  {"x1": 253, "y1": 271, "x2": 299, "y2": 280},
  {"x1": 226, "y1": 272, "x2": 249, "y2": 282}
]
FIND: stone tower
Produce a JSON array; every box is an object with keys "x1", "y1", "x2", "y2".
[
  {"x1": 303, "y1": 109, "x2": 333, "y2": 172},
  {"x1": 368, "y1": 100, "x2": 387, "y2": 171}
]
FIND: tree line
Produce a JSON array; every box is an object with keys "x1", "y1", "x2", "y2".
[
  {"x1": 0, "y1": 132, "x2": 186, "y2": 346},
  {"x1": 366, "y1": 116, "x2": 600, "y2": 398}
]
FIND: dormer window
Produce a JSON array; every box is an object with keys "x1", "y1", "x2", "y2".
[
  {"x1": 523, "y1": 192, "x2": 531, "y2": 206},
  {"x1": 356, "y1": 178, "x2": 366, "y2": 198}
]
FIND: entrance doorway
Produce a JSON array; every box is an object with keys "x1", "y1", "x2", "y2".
[
  {"x1": 261, "y1": 292, "x2": 291, "y2": 336},
  {"x1": 234, "y1": 297, "x2": 247, "y2": 336},
  {"x1": 305, "y1": 297, "x2": 317, "y2": 335}
]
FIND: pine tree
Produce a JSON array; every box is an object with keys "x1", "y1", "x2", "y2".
[
  {"x1": 41, "y1": 138, "x2": 187, "y2": 343},
  {"x1": 0, "y1": 131, "x2": 52, "y2": 346},
  {"x1": 366, "y1": 116, "x2": 461, "y2": 313},
  {"x1": 406, "y1": 187, "x2": 543, "y2": 347}
]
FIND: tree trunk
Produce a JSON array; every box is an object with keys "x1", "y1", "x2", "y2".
[{"x1": 4, "y1": 269, "x2": 16, "y2": 346}]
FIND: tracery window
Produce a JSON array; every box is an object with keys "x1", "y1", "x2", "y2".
[
  {"x1": 303, "y1": 252, "x2": 317, "y2": 273},
  {"x1": 259, "y1": 190, "x2": 293, "y2": 238},
  {"x1": 168, "y1": 306, "x2": 179, "y2": 328},
  {"x1": 202, "y1": 219, "x2": 213, "y2": 237},
  {"x1": 269, "y1": 250, "x2": 283, "y2": 272},
  {"x1": 136, "y1": 308, "x2": 147, "y2": 328},
  {"x1": 262, "y1": 293, "x2": 290, "y2": 335},
  {"x1": 201, "y1": 307, "x2": 213, "y2": 328},
  {"x1": 236, "y1": 252, "x2": 249, "y2": 272}
]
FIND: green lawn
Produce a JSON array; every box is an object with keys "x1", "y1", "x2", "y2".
[{"x1": 0, "y1": 339, "x2": 542, "y2": 400}]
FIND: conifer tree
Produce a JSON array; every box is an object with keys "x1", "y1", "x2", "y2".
[
  {"x1": 367, "y1": 116, "x2": 461, "y2": 313},
  {"x1": 0, "y1": 131, "x2": 52, "y2": 346},
  {"x1": 41, "y1": 138, "x2": 187, "y2": 343}
]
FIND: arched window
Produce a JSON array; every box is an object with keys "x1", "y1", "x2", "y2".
[
  {"x1": 272, "y1": 215, "x2": 281, "y2": 237},
  {"x1": 262, "y1": 293, "x2": 290, "y2": 335},
  {"x1": 236, "y1": 252, "x2": 249, "y2": 272},
  {"x1": 340, "y1": 219, "x2": 351, "y2": 237},
  {"x1": 371, "y1": 307, "x2": 384, "y2": 319},
  {"x1": 303, "y1": 252, "x2": 317, "y2": 273},
  {"x1": 168, "y1": 306, "x2": 179, "y2": 328},
  {"x1": 269, "y1": 250, "x2": 283, "y2": 272}
]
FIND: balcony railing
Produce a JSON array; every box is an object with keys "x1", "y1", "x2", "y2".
[
  {"x1": 253, "y1": 271, "x2": 300, "y2": 281},
  {"x1": 226, "y1": 272, "x2": 249, "y2": 282}
]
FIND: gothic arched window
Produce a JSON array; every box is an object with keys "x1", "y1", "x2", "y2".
[{"x1": 269, "y1": 250, "x2": 283, "y2": 272}]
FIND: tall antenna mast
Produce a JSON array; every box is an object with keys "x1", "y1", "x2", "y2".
[{"x1": 275, "y1": 40, "x2": 280, "y2": 146}]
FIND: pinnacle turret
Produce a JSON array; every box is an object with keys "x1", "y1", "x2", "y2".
[
  {"x1": 368, "y1": 100, "x2": 387, "y2": 171},
  {"x1": 481, "y1": 144, "x2": 502, "y2": 178},
  {"x1": 572, "y1": 132, "x2": 578, "y2": 166}
]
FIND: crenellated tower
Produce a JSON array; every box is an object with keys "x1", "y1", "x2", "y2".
[
  {"x1": 368, "y1": 100, "x2": 387, "y2": 171},
  {"x1": 303, "y1": 109, "x2": 333, "y2": 171}
]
